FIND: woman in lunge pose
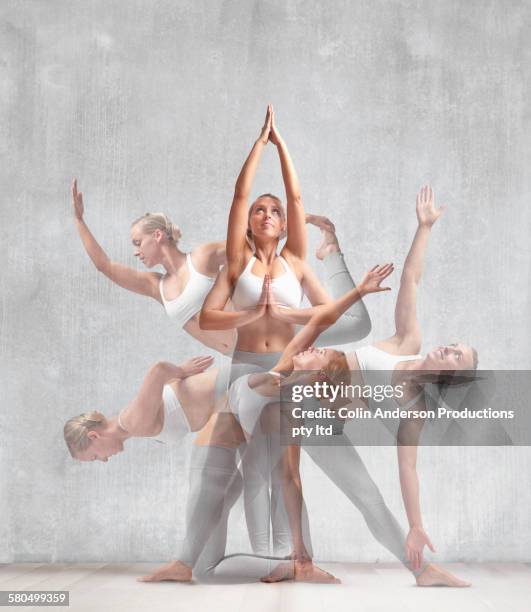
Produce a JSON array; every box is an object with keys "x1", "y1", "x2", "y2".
[{"x1": 261, "y1": 185, "x2": 473, "y2": 586}]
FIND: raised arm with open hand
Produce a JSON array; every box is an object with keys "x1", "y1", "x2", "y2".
[
  {"x1": 272, "y1": 263, "x2": 394, "y2": 372},
  {"x1": 268, "y1": 263, "x2": 392, "y2": 325},
  {"x1": 416, "y1": 185, "x2": 445, "y2": 228},
  {"x1": 71, "y1": 179, "x2": 161, "y2": 300},
  {"x1": 380, "y1": 185, "x2": 446, "y2": 355},
  {"x1": 72, "y1": 178, "x2": 84, "y2": 220}
]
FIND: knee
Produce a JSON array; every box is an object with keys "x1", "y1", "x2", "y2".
[{"x1": 352, "y1": 310, "x2": 372, "y2": 341}]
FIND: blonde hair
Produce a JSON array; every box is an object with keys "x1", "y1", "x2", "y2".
[
  {"x1": 131, "y1": 212, "x2": 182, "y2": 243},
  {"x1": 63, "y1": 411, "x2": 106, "y2": 457}
]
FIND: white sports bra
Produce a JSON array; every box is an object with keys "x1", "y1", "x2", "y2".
[
  {"x1": 159, "y1": 253, "x2": 215, "y2": 328},
  {"x1": 355, "y1": 345, "x2": 423, "y2": 408},
  {"x1": 117, "y1": 385, "x2": 190, "y2": 445},
  {"x1": 231, "y1": 255, "x2": 303, "y2": 311},
  {"x1": 228, "y1": 374, "x2": 276, "y2": 436},
  {"x1": 154, "y1": 385, "x2": 191, "y2": 444}
]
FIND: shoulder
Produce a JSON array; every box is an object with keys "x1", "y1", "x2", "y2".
[
  {"x1": 146, "y1": 271, "x2": 164, "y2": 300},
  {"x1": 227, "y1": 245, "x2": 254, "y2": 282},
  {"x1": 375, "y1": 335, "x2": 421, "y2": 356},
  {"x1": 191, "y1": 241, "x2": 226, "y2": 276},
  {"x1": 279, "y1": 248, "x2": 305, "y2": 278}
]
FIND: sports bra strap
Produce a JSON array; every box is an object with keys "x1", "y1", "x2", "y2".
[
  {"x1": 278, "y1": 256, "x2": 290, "y2": 273},
  {"x1": 243, "y1": 255, "x2": 257, "y2": 274}
]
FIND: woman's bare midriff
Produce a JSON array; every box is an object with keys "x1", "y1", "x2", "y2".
[
  {"x1": 236, "y1": 313, "x2": 296, "y2": 352},
  {"x1": 194, "y1": 412, "x2": 245, "y2": 448}
]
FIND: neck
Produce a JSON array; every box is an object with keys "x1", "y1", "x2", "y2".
[
  {"x1": 253, "y1": 240, "x2": 279, "y2": 264},
  {"x1": 395, "y1": 357, "x2": 424, "y2": 372},
  {"x1": 107, "y1": 415, "x2": 132, "y2": 441},
  {"x1": 159, "y1": 244, "x2": 186, "y2": 274}
]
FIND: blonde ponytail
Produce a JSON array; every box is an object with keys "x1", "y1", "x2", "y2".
[
  {"x1": 131, "y1": 213, "x2": 182, "y2": 244},
  {"x1": 64, "y1": 410, "x2": 106, "y2": 456}
]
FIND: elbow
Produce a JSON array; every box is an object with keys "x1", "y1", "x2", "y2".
[
  {"x1": 233, "y1": 187, "x2": 247, "y2": 201},
  {"x1": 198, "y1": 310, "x2": 214, "y2": 330},
  {"x1": 149, "y1": 361, "x2": 170, "y2": 380},
  {"x1": 400, "y1": 270, "x2": 417, "y2": 287},
  {"x1": 290, "y1": 195, "x2": 303, "y2": 208},
  {"x1": 313, "y1": 306, "x2": 341, "y2": 329},
  {"x1": 350, "y1": 312, "x2": 372, "y2": 342},
  {"x1": 95, "y1": 259, "x2": 111, "y2": 274}
]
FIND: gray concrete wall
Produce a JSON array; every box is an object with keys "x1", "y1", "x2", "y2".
[{"x1": 1, "y1": 0, "x2": 530, "y2": 562}]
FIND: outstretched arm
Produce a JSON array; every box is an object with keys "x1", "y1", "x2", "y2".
[
  {"x1": 120, "y1": 357, "x2": 214, "y2": 432},
  {"x1": 379, "y1": 186, "x2": 445, "y2": 354},
  {"x1": 269, "y1": 109, "x2": 306, "y2": 259},
  {"x1": 272, "y1": 264, "x2": 394, "y2": 372},
  {"x1": 72, "y1": 179, "x2": 161, "y2": 300},
  {"x1": 397, "y1": 410, "x2": 436, "y2": 571},
  {"x1": 226, "y1": 106, "x2": 272, "y2": 272}
]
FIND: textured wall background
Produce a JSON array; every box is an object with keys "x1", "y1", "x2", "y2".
[{"x1": 1, "y1": 0, "x2": 530, "y2": 563}]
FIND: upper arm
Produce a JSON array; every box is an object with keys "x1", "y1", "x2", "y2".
[
  {"x1": 104, "y1": 261, "x2": 162, "y2": 301},
  {"x1": 284, "y1": 197, "x2": 307, "y2": 259},
  {"x1": 397, "y1": 394, "x2": 426, "y2": 449},
  {"x1": 393, "y1": 276, "x2": 421, "y2": 350},
  {"x1": 200, "y1": 266, "x2": 234, "y2": 315},
  {"x1": 226, "y1": 195, "x2": 250, "y2": 266},
  {"x1": 298, "y1": 259, "x2": 333, "y2": 306},
  {"x1": 120, "y1": 364, "x2": 166, "y2": 431},
  {"x1": 274, "y1": 309, "x2": 331, "y2": 371}
]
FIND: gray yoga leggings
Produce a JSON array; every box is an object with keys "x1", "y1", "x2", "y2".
[
  {"x1": 178, "y1": 439, "x2": 309, "y2": 578},
  {"x1": 312, "y1": 251, "x2": 371, "y2": 347},
  {"x1": 237, "y1": 250, "x2": 372, "y2": 556},
  {"x1": 228, "y1": 349, "x2": 313, "y2": 557},
  {"x1": 185, "y1": 251, "x2": 374, "y2": 569},
  {"x1": 303, "y1": 434, "x2": 427, "y2": 576},
  {"x1": 178, "y1": 444, "x2": 243, "y2": 573}
]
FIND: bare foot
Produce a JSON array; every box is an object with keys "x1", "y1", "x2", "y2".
[
  {"x1": 137, "y1": 560, "x2": 192, "y2": 583},
  {"x1": 306, "y1": 215, "x2": 340, "y2": 260},
  {"x1": 260, "y1": 561, "x2": 295, "y2": 583},
  {"x1": 416, "y1": 564, "x2": 471, "y2": 587},
  {"x1": 261, "y1": 560, "x2": 340, "y2": 584}
]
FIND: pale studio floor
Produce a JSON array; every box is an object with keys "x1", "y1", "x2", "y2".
[{"x1": 1, "y1": 562, "x2": 530, "y2": 612}]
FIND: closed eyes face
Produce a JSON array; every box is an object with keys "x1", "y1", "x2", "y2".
[
  {"x1": 428, "y1": 343, "x2": 476, "y2": 370},
  {"x1": 293, "y1": 346, "x2": 332, "y2": 370},
  {"x1": 75, "y1": 433, "x2": 124, "y2": 463},
  {"x1": 130, "y1": 225, "x2": 159, "y2": 267}
]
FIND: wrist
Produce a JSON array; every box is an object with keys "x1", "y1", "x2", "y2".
[
  {"x1": 357, "y1": 284, "x2": 368, "y2": 298},
  {"x1": 248, "y1": 308, "x2": 263, "y2": 322}
]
